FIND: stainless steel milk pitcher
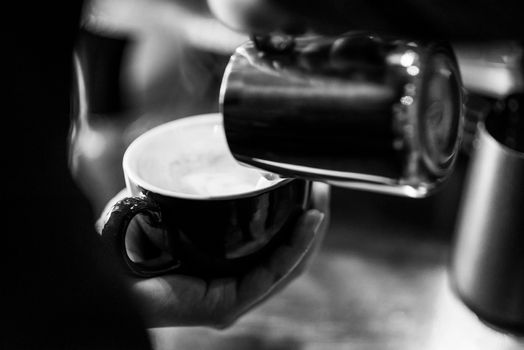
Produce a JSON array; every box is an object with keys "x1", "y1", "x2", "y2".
[{"x1": 220, "y1": 31, "x2": 464, "y2": 197}]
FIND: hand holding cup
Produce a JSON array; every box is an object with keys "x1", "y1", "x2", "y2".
[{"x1": 97, "y1": 113, "x2": 330, "y2": 327}]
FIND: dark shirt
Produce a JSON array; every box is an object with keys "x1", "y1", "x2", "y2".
[{"x1": 4, "y1": 1, "x2": 151, "y2": 349}]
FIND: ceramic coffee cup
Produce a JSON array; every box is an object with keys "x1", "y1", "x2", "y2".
[{"x1": 101, "y1": 113, "x2": 311, "y2": 278}]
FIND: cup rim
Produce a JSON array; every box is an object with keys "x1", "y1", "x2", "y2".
[{"x1": 123, "y1": 113, "x2": 292, "y2": 200}]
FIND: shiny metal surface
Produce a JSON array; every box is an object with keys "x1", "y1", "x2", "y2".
[
  {"x1": 220, "y1": 32, "x2": 464, "y2": 198},
  {"x1": 452, "y1": 94, "x2": 524, "y2": 334}
]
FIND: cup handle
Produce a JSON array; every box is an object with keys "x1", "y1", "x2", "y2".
[{"x1": 101, "y1": 196, "x2": 181, "y2": 278}]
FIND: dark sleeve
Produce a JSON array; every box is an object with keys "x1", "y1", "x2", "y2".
[
  {"x1": 278, "y1": 0, "x2": 524, "y2": 41},
  {"x1": 3, "y1": 1, "x2": 151, "y2": 349}
]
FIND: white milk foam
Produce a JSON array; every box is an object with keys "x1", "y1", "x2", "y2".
[{"x1": 134, "y1": 119, "x2": 281, "y2": 197}]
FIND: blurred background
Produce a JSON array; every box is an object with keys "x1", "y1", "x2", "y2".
[{"x1": 70, "y1": 0, "x2": 524, "y2": 349}]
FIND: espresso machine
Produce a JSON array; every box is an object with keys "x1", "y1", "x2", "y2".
[{"x1": 73, "y1": 0, "x2": 523, "y2": 341}]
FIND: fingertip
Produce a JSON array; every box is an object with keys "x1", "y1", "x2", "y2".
[
  {"x1": 286, "y1": 209, "x2": 325, "y2": 251},
  {"x1": 302, "y1": 209, "x2": 325, "y2": 234},
  {"x1": 311, "y1": 210, "x2": 325, "y2": 233}
]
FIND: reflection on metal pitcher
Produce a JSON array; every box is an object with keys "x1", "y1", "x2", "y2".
[{"x1": 220, "y1": 32, "x2": 464, "y2": 197}]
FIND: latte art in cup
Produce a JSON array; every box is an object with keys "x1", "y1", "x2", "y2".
[
  {"x1": 174, "y1": 159, "x2": 277, "y2": 196},
  {"x1": 157, "y1": 152, "x2": 277, "y2": 196},
  {"x1": 129, "y1": 115, "x2": 282, "y2": 198}
]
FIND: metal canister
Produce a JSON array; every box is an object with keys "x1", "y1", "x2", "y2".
[{"x1": 452, "y1": 94, "x2": 524, "y2": 335}]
